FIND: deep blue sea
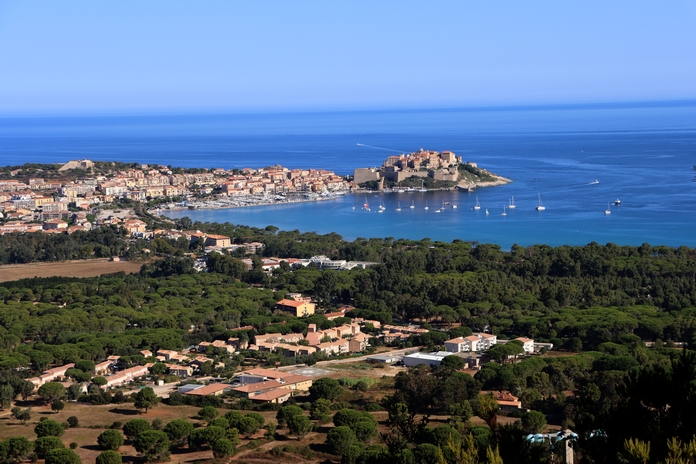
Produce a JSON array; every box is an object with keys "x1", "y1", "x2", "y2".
[{"x1": 2, "y1": 103, "x2": 695, "y2": 248}]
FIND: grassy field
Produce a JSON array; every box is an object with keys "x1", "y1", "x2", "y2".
[{"x1": 0, "y1": 259, "x2": 143, "y2": 282}]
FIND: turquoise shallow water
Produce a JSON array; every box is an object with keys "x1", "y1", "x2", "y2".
[{"x1": 2, "y1": 103, "x2": 695, "y2": 247}]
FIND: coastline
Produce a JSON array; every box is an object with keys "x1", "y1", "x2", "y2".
[
  {"x1": 155, "y1": 193, "x2": 344, "y2": 213},
  {"x1": 457, "y1": 175, "x2": 513, "y2": 191},
  {"x1": 153, "y1": 176, "x2": 513, "y2": 215}
]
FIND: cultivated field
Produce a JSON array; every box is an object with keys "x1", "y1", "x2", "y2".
[{"x1": 0, "y1": 259, "x2": 144, "y2": 282}]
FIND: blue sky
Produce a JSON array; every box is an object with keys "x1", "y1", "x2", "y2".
[{"x1": 1, "y1": 1, "x2": 695, "y2": 115}]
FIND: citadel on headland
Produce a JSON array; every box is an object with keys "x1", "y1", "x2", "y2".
[{"x1": 353, "y1": 148, "x2": 511, "y2": 190}]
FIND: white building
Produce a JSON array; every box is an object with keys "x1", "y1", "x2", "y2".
[
  {"x1": 475, "y1": 332, "x2": 497, "y2": 350},
  {"x1": 444, "y1": 335, "x2": 480, "y2": 353},
  {"x1": 402, "y1": 351, "x2": 452, "y2": 368},
  {"x1": 514, "y1": 337, "x2": 535, "y2": 353}
]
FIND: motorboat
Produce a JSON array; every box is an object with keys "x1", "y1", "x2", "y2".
[{"x1": 473, "y1": 196, "x2": 481, "y2": 210}]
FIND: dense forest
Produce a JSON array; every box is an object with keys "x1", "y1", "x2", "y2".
[
  {"x1": 2, "y1": 220, "x2": 696, "y2": 462},
  {"x1": 0, "y1": 227, "x2": 130, "y2": 264}
]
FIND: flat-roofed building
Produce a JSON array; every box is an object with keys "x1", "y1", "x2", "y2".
[{"x1": 403, "y1": 352, "x2": 453, "y2": 368}]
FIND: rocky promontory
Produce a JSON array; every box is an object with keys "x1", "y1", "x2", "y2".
[{"x1": 353, "y1": 148, "x2": 512, "y2": 190}]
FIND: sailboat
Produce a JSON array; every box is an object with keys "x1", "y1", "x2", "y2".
[
  {"x1": 419, "y1": 179, "x2": 427, "y2": 192},
  {"x1": 396, "y1": 202, "x2": 401, "y2": 212},
  {"x1": 424, "y1": 201, "x2": 429, "y2": 210},
  {"x1": 603, "y1": 202, "x2": 611, "y2": 215},
  {"x1": 535, "y1": 194, "x2": 546, "y2": 211},
  {"x1": 352, "y1": 202, "x2": 355, "y2": 210},
  {"x1": 501, "y1": 205, "x2": 507, "y2": 216},
  {"x1": 508, "y1": 196, "x2": 516, "y2": 209},
  {"x1": 473, "y1": 196, "x2": 481, "y2": 210},
  {"x1": 363, "y1": 197, "x2": 370, "y2": 211},
  {"x1": 409, "y1": 200, "x2": 415, "y2": 209},
  {"x1": 485, "y1": 209, "x2": 489, "y2": 215}
]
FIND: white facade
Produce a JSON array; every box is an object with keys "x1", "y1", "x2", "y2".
[
  {"x1": 475, "y1": 333, "x2": 497, "y2": 350},
  {"x1": 402, "y1": 352, "x2": 451, "y2": 367},
  {"x1": 444, "y1": 336, "x2": 480, "y2": 353},
  {"x1": 515, "y1": 337, "x2": 535, "y2": 353}
]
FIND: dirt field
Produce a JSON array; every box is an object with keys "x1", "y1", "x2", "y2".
[
  {"x1": 0, "y1": 259, "x2": 144, "y2": 282},
  {"x1": 0, "y1": 401, "x2": 215, "y2": 463}
]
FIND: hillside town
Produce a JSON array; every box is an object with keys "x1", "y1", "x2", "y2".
[{"x1": 0, "y1": 160, "x2": 352, "y2": 232}]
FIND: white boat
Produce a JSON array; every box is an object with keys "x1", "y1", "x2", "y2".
[
  {"x1": 378, "y1": 209, "x2": 384, "y2": 213},
  {"x1": 424, "y1": 201, "x2": 429, "y2": 210},
  {"x1": 603, "y1": 202, "x2": 611, "y2": 215},
  {"x1": 352, "y1": 203, "x2": 355, "y2": 210},
  {"x1": 535, "y1": 194, "x2": 546, "y2": 211},
  {"x1": 363, "y1": 197, "x2": 369, "y2": 210},
  {"x1": 419, "y1": 180, "x2": 427, "y2": 192},
  {"x1": 452, "y1": 204, "x2": 458, "y2": 209},
  {"x1": 473, "y1": 196, "x2": 481, "y2": 210},
  {"x1": 396, "y1": 202, "x2": 401, "y2": 212},
  {"x1": 409, "y1": 200, "x2": 415, "y2": 209},
  {"x1": 614, "y1": 199, "x2": 621, "y2": 206},
  {"x1": 508, "y1": 196, "x2": 516, "y2": 209},
  {"x1": 485, "y1": 209, "x2": 489, "y2": 215},
  {"x1": 435, "y1": 208, "x2": 441, "y2": 213},
  {"x1": 378, "y1": 199, "x2": 385, "y2": 211},
  {"x1": 501, "y1": 205, "x2": 507, "y2": 216}
]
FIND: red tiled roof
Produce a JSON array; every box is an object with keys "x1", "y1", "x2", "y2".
[
  {"x1": 184, "y1": 383, "x2": 230, "y2": 396},
  {"x1": 276, "y1": 299, "x2": 304, "y2": 307}
]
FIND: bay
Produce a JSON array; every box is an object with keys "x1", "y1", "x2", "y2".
[{"x1": 1, "y1": 102, "x2": 695, "y2": 248}]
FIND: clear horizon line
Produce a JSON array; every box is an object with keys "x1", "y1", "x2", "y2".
[{"x1": 1, "y1": 97, "x2": 696, "y2": 119}]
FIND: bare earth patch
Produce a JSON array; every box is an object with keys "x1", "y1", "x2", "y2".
[{"x1": 0, "y1": 259, "x2": 144, "y2": 282}]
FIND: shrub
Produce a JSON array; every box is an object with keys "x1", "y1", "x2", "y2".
[
  {"x1": 35, "y1": 437, "x2": 65, "y2": 456},
  {"x1": 67, "y1": 416, "x2": 79, "y2": 428},
  {"x1": 163, "y1": 419, "x2": 194, "y2": 448},
  {"x1": 133, "y1": 430, "x2": 170, "y2": 462},
  {"x1": 198, "y1": 406, "x2": 219, "y2": 422},
  {"x1": 123, "y1": 419, "x2": 151, "y2": 440},
  {"x1": 95, "y1": 450, "x2": 122, "y2": 464},
  {"x1": 364, "y1": 403, "x2": 382, "y2": 412},
  {"x1": 212, "y1": 438, "x2": 236, "y2": 458},
  {"x1": 45, "y1": 449, "x2": 81, "y2": 464},
  {"x1": 97, "y1": 429, "x2": 124, "y2": 450},
  {"x1": 326, "y1": 426, "x2": 357, "y2": 455},
  {"x1": 34, "y1": 420, "x2": 64, "y2": 438}
]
